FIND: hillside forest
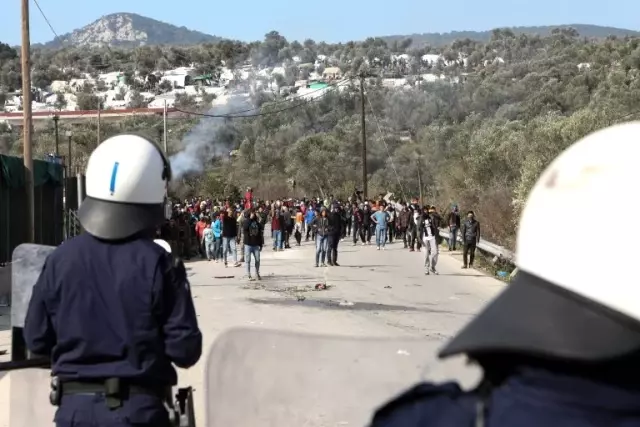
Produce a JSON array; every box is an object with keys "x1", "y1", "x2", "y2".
[{"x1": 2, "y1": 27, "x2": 640, "y2": 248}]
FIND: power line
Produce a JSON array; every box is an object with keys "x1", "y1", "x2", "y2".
[{"x1": 365, "y1": 94, "x2": 406, "y2": 197}]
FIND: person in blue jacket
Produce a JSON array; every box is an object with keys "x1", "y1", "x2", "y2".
[
  {"x1": 370, "y1": 123, "x2": 640, "y2": 427},
  {"x1": 23, "y1": 134, "x2": 202, "y2": 427},
  {"x1": 304, "y1": 206, "x2": 316, "y2": 241}
]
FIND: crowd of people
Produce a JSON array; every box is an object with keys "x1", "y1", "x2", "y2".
[{"x1": 157, "y1": 188, "x2": 483, "y2": 277}]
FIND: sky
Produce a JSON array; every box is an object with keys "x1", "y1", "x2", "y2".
[{"x1": 0, "y1": 0, "x2": 639, "y2": 46}]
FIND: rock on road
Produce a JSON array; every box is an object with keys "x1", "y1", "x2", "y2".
[{"x1": 0, "y1": 233, "x2": 506, "y2": 426}]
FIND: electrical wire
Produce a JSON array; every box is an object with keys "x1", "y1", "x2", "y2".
[{"x1": 365, "y1": 94, "x2": 406, "y2": 198}]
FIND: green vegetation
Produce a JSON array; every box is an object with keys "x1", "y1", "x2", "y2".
[{"x1": 2, "y1": 27, "x2": 640, "y2": 248}]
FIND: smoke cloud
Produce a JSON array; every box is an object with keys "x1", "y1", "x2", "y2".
[{"x1": 170, "y1": 93, "x2": 254, "y2": 179}]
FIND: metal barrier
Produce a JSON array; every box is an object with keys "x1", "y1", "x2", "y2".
[{"x1": 438, "y1": 228, "x2": 518, "y2": 278}]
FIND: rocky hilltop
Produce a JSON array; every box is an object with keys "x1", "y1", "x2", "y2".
[{"x1": 42, "y1": 13, "x2": 222, "y2": 48}]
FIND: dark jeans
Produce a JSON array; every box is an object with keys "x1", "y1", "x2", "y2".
[
  {"x1": 449, "y1": 227, "x2": 458, "y2": 250},
  {"x1": 353, "y1": 223, "x2": 361, "y2": 244},
  {"x1": 327, "y1": 234, "x2": 340, "y2": 264},
  {"x1": 306, "y1": 224, "x2": 316, "y2": 240},
  {"x1": 463, "y1": 242, "x2": 477, "y2": 266},
  {"x1": 343, "y1": 219, "x2": 352, "y2": 238},
  {"x1": 388, "y1": 223, "x2": 395, "y2": 243}
]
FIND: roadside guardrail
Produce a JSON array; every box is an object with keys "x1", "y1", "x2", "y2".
[{"x1": 438, "y1": 228, "x2": 518, "y2": 279}]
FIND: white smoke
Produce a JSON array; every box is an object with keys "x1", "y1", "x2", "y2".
[{"x1": 170, "y1": 93, "x2": 254, "y2": 179}]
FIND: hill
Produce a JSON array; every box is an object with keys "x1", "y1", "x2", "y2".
[
  {"x1": 381, "y1": 24, "x2": 640, "y2": 47},
  {"x1": 41, "y1": 13, "x2": 223, "y2": 48}
]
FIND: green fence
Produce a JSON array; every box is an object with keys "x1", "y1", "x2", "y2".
[{"x1": 0, "y1": 154, "x2": 64, "y2": 264}]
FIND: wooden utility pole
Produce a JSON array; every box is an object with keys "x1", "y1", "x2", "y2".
[
  {"x1": 53, "y1": 115, "x2": 60, "y2": 156},
  {"x1": 359, "y1": 75, "x2": 368, "y2": 199},
  {"x1": 21, "y1": 0, "x2": 34, "y2": 243},
  {"x1": 96, "y1": 102, "x2": 101, "y2": 146},
  {"x1": 163, "y1": 99, "x2": 168, "y2": 152}
]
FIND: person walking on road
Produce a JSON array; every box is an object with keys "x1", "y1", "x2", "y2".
[
  {"x1": 371, "y1": 205, "x2": 390, "y2": 250},
  {"x1": 327, "y1": 203, "x2": 343, "y2": 266},
  {"x1": 243, "y1": 209, "x2": 263, "y2": 281},
  {"x1": 420, "y1": 206, "x2": 439, "y2": 275},
  {"x1": 461, "y1": 210, "x2": 481, "y2": 268},
  {"x1": 202, "y1": 218, "x2": 215, "y2": 261},
  {"x1": 222, "y1": 208, "x2": 240, "y2": 267},
  {"x1": 446, "y1": 205, "x2": 461, "y2": 251},
  {"x1": 312, "y1": 207, "x2": 330, "y2": 267}
]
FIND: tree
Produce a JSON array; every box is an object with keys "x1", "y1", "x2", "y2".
[
  {"x1": 54, "y1": 92, "x2": 67, "y2": 110},
  {"x1": 76, "y1": 93, "x2": 103, "y2": 110},
  {"x1": 128, "y1": 90, "x2": 148, "y2": 108}
]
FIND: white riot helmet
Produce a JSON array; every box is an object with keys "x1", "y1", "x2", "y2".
[
  {"x1": 440, "y1": 122, "x2": 640, "y2": 362},
  {"x1": 78, "y1": 134, "x2": 171, "y2": 240}
]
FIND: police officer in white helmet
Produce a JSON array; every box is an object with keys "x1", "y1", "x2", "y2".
[
  {"x1": 23, "y1": 134, "x2": 202, "y2": 427},
  {"x1": 370, "y1": 122, "x2": 640, "y2": 427}
]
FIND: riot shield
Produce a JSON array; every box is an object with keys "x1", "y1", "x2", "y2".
[
  {"x1": 204, "y1": 328, "x2": 482, "y2": 427},
  {"x1": 0, "y1": 243, "x2": 56, "y2": 427}
]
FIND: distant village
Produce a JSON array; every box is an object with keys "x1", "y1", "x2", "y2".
[{"x1": 0, "y1": 53, "x2": 476, "y2": 117}]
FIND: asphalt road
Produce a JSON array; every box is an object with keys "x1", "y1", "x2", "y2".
[{"x1": 0, "y1": 232, "x2": 507, "y2": 427}]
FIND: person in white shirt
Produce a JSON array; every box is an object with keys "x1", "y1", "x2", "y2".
[{"x1": 420, "y1": 206, "x2": 439, "y2": 275}]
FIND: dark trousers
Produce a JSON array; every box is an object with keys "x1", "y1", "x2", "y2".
[
  {"x1": 362, "y1": 224, "x2": 372, "y2": 243},
  {"x1": 344, "y1": 218, "x2": 352, "y2": 237},
  {"x1": 388, "y1": 223, "x2": 395, "y2": 243},
  {"x1": 306, "y1": 224, "x2": 315, "y2": 240},
  {"x1": 353, "y1": 223, "x2": 361, "y2": 244},
  {"x1": 463, "y1": 242, "x2": 477, "y2": 266},
  {"x1": 327, "y1": 234, "x2": 340, "y2": 264}
]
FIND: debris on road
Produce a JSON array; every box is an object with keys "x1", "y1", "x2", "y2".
[
  {"x1": 296, "y1": 295, "x2": 306, "y2": 301},
  {"x1": 397, "y1": 349, "x2": 410, "y2": 356},
  {"x1": 314, "y1": 283, "x2": 327, "y2": 290},
  {"x1": 384, "y1": 285, "x2": 392, "y2": 289},
  {"x1": 214, "y1": 276, "x2": 235, "y2": 279},
  {"x1": 338, "y1": 300, "x2": 354, "y2": 307}
]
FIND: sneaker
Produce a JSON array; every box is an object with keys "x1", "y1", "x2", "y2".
[
  {"x1": 425, "y1": 270, "x2": 430, "y2": 275},
  {"x1": 321, "y1": 263, "x2": 327, "y2": 267},
  {"x1": 430, "y1": 268, "x2": 439, "y2": 275},
  {"x1": 248, "y1": 276, "x2": 255, "y2": 281},
  {"x1": 376, "y1": 247, "x2": 380, "y2": 251},
  {"x1": 382, "y1": 246, "x2": 386, "y2": 250},
  {"x1": 352, "y1": 243, "x2": 357, "y2": 246},
  {"x1": 256, "y1": 274, "x2": 262, "y2": 281},
  {"x1": 462, "y1": 265, "x2": 467, "y2": 269},
  {"x1": 225, "y1": 263, "x2": 228, "y2": 268},
  {"x1": 315, "y1": 264, "x2": 319, "y2": 267},
  {"x1": 333, "y1": 262, "x2": 340, "y2": 266}
]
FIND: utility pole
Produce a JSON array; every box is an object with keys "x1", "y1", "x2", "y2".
[
  {"x1": 359, "y1": 75, "x2": 368, "y2": 199},
  {"x1": 21, "y1": 0, "x2": 34, "y2": 243},
  {"x1": 96, "y1": 102, "x2": 101, "y2": 146},
  {"x1": 417, "y1": 156, "x2": 423, "y2": 206},
  {"x1": 66, "y1": 131, "x2": 73, "y2": 177},
  {"x1": 163, "y1": 99, "x2": 168, "y2": 152},
  {"x1": 53, "y1": 115, "x2": 60, "y2": 156}
]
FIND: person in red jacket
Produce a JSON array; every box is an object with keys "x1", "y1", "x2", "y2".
[{"x1": 244, "y1": 187, "x2": 253, "y2": 210}]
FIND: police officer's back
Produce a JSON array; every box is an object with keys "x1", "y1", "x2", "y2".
[
  {"x1": 370, "y1": 123, "x2": 640, "y2": 427},
  {"x1": 23, "y1": 134, "x2": 202, "y2": 427}
]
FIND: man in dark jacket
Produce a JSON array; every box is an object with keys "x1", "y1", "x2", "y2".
[
  {"x1": 352, "y1": 203, "x2": 364, "y2": 246},
  {"x1": 397, "y1": 203, "x2": 411, "y2": 248},
  {"x1": 312, "y1": 207, "x2": 330, "y2": 267},
  {"x1": 243, "y1": 209, "x2": 263, "y2": 280},
  {"x1": 271, "y1": 208, "x2": 285, "y2": 251},
  {"x1": 222, "y1": 209, "x2": 240, "y2": 267},
  {"x1": 460, "y1": 210, "x2": 480, "y2": 268},
  {"x1": 446, "y1": 205, "x2": 461, "y2": 251},
  {"x1": 327, "y1": 204, "x2": 343, "y2": 266}
]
